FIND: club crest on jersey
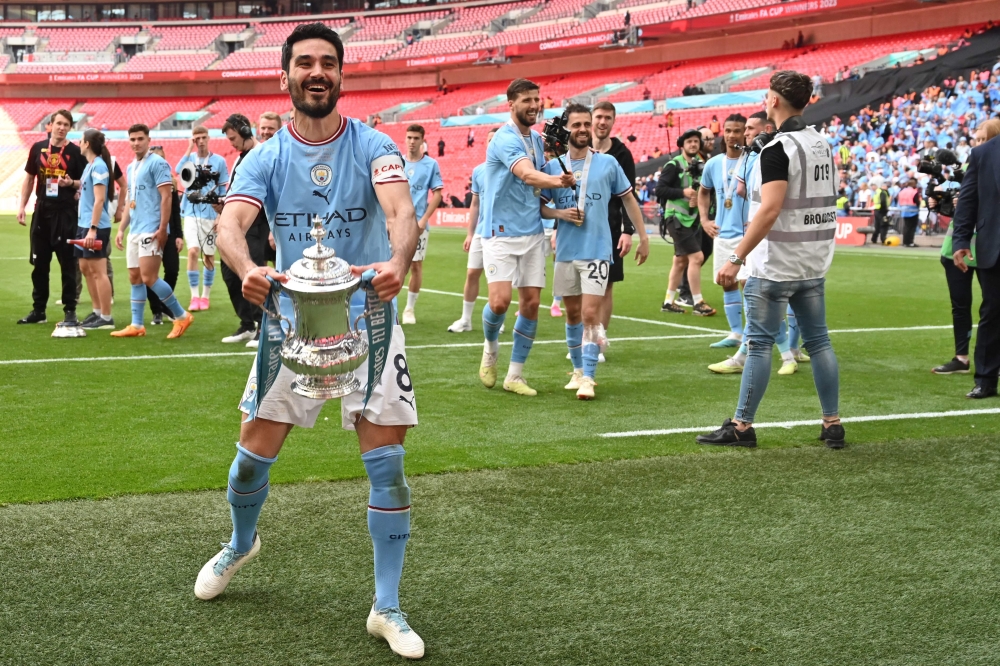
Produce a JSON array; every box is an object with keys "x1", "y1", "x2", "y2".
[
  {"x1": 310, "y1": 164, "x2": 332, "y2": 187},
  {"x1": 573, "y1": 170, "x2": 583, "y2": 180}
]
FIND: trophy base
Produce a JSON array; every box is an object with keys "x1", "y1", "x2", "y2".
[{"x1": 291, "y1": 372, "x2": 361, "y2": 400}]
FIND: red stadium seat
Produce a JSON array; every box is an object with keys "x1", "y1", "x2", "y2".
[
  {"x1": 149, "y1": 24, "x2": 246, "y2": 51},
  {"x1": 81, "y1": 98, "x2": 213, "y2": 130},
  {"x1": 121, "y1": 53, "x2": 220, "y2": 72}
]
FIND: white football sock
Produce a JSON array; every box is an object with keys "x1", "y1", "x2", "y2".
[
  {"x1": 734, "y1": 351, "x2": 747, "y2": 364},
  {"x1": 693, "y1": 293, "x2": 703, "y2": 304},
  {"x1": 462, "y1": 300, "x2": 475, "y2": 322},
  {"x1": 666, "y1": 290, "x2": 677, "y2": 303},
  {"x1": 507, "y1": 361, "x2": 524, "y2": 380},
  {"x1": 484, "y1": 338, "x2": 498, "y2": 355},
  {"x1": 406, "y1": 291, "x2": 419, "y2": 311},
  {"x1": 781, "y1": 350, "x2": 795, "y2": 362}
]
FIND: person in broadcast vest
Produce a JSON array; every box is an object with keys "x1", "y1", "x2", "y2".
[
  {"x1": 697, "y1": 70, "x2": 845, "y2": 449},
  {"x1": 897, "y1": 179, "x2": 922, "y2": 247}
]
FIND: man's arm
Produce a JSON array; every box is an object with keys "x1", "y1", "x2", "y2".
[
  {"x1": 952, "y1": 148, "x2": 979, "y2": 272},
  {"x1": 356, "y1": 181, "x2": 419, "y2": 302},
  {"x1": 217, "y1": 200, "x2": 280, "y2": 304},
  {"x1": 620, "y1": 147, "x2": 637, "y2": 234},
  {"x1": 621, "y1": 193, "x2": 649, "y2": 265},
  {"x1": 540, "y1": 201, "x2": 583, "y2": 225},
  {"x1": 17, "y1": 173, "x2": 34, "y2": 226},
  {"x1": 419, "y1": 188, "x2": 443, "y2": 231},
  {"x1": 156, "y1": 183, "x2": 172, "y2": 247},
  {"x1": 654, "y1": 163, "x2": 685, "y2": 202},
  {"x1": 114, "y1": 174, "x2": 127, "y2": 223},
  {"x1": 464, "y1": 193, "x2": 479, "y2": 251},
  {"x1": 512, "y1": 159, "x2": 575, "y2": 190},
  {"x1": 697, "y1": 185, "x2": 718, "y2": 238}
]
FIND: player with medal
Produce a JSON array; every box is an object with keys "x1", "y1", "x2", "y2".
[
  {"x1": 203, "y1": 24, "x2": 425, "y2": 660},
  {"x1": 477, "y1": 78, "x2": 575, "y2": 396},
  {"x1": 540, "y1": 104, "x2": 649, "y2": 399},
  {"x1": 698, "y1": 113, "x2": 748, "y2": 348}
]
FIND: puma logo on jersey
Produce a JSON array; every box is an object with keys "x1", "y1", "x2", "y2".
[
  {"x1": 312, "y1": 189, "x2": 330, "y2": 204},
  {"x1": 398, "y1": 395, "x2": 415, "y2": 409}
]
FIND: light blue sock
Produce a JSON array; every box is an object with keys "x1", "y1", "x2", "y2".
[
  {"x1": 723, "y1": 289, "x2": 743, "y2": 334},
  {"x1": 583, "y1": 342, "x2": 600, "y2": 379},
  {"x1": 187, "y1": 270, "x2": 199, "y2": 295},
  {"x1": 203, "y1": 267, "x2": 215, "y2": 293},
  {"x1": 362, "y1": 444, "x2": 410, "y2": 611},
  {"x1": 787, "y1": 305, "x2": 800, "y2": 350},
  {"x1": 149, "y1": 279, "x2": 187, "y2": 320},
  {"x1": 227, "y1": 443, "x2": 276, "y2": 553},
  {"x1": 130, "y1": 284, "x2": 146, "y2": 327},
  {"x1": 566, "y1": 322, "x2": 583, "y2": 370},
  {"x1": 776, "y1": 318, "x2": 791, "y2": 354},
  {"x1": 511, "y1": 315, "x2": 537, "y2": 364},
  {"x1": 483, "y1": 305, "x2": 505, "y2": 343}
]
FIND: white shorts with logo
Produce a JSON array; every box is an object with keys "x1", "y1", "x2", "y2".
[
  {"x1": 543, "y1": 227, "x2": 555, "y2": 258},
  {"x1": 413, "y1": 228, "x2": 430, "y2": 262},
  {"x1": 554, "y1": 259, "x2": 609, "y2": 297},
  {"x1": 467, "y1": 234, "x2": 484, "y2": 270},
  {"x1": 182, "y1": 216, "x2": 216, "y2": 255},
  {"x1": 126, "y1": 232, "x2": 162, "y2": 269},
  {"x1": 713, "y1": 235, "x2": 749, "y2": 284},
  {"x1": 482, "y1": 233, "x2": 546, "y2": 288},
  {"x1": 239, "y1": 324, "x2": 418, "y2": 431}
]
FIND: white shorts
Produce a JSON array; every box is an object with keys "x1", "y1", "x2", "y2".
[
  {"x1": 554, "y1": 259, "x2": 609, "y2": 297},
  {"x1": 467, "y1": 234, "x2": 484, "y2": 270},
  {"x1": 413, "y1": 228, "x2": 429, "y2": 262},
  {"x1": 482, "y1": 233, "x2": 546, "y2": 288},
  {"x1": 238, "y1": 325, "x2": 418, "y2": 431},
  {"x1": 543, "y1": 227, "x2": 554, "y2": 258},
  {"x1": 713, "y1": 236, "x2": 749, "y2": 284},
  {"x1": 126, "y1": 232, "x2": 162, "y2": 269},
  {"x1": 182, "y1": 216, "x2": 216, "y2": 255}
]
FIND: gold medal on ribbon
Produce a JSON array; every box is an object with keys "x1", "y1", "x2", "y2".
[
  {"x1": 724, "y1": 199, "x2": 733, "y2": 209},
  {"x1": 130, "y1": 201, "x2": 136, "y2": 209}
]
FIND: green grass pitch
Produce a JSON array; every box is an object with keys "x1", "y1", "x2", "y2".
[{"x1": 1, "y1": 215, "x2": 998, "y2": 664}]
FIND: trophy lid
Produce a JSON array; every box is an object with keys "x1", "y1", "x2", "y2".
[{"x1": 284, "y1": 216, "x2": 358, "y2": 290}]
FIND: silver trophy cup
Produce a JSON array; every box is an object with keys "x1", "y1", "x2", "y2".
[{"x1": 264, "y1": 217, "x2": 369, "y2": 399}]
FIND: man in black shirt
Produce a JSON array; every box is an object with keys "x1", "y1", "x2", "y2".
[
  {"x1": 17, "y1": 109, "x2": 87, "y2": 325},
  {"x1": 592, "y1": 101, "x2": 638, "y2": 342},
  {"x1": 220, "y1": 113, "x2": 272, "y2": 347}
]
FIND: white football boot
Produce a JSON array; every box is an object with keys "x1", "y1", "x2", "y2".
[{"x1": 194, "y1": 533, "x2": 261, "y2": 600}]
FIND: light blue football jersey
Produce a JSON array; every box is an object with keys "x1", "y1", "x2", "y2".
[
  {"x1": 78, "y1": 156, "x2": 111, "y2": 230},
  {"x1": 175, "y1": 152, "x2": 230, "y2": 219},
  {"x1": 127, "y1": 152, "x2": 173, "y2": 235},
  {"x1": 541, "y1": 152, "x2": 631, "y2": 263},
  {"x1": 226, "y1": 117, "x2": 407, "y2": 319},
  {"x1": 701, "y1": 153, "x2": 746, "y2": 240},
  {"x1": 403, "y1": 155, "x2": 443, "y2": 223},
  {"x1": 470, "y1": 162, "x2": 487, "y2": 237},
  {"x1": 481, "y1": 122, "x2": 545, "y2": 238}
]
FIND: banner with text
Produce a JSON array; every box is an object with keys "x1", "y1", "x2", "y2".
[
  {"x1": 836, "y1": 217, "x2": 870, "y2": 246},
  {"x1": 432, "y1": 209, "x2": 472, "y2": 228}
]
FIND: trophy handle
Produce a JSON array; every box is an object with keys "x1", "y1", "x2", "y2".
[{"x1": 351, "y1": 267, "x2": 380, "y2": 335}]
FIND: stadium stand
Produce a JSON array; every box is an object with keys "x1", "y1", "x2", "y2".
[
  {"x1": 350, "y1": 10, "x2": 448, "y2": 42},
  {"x1": 389, "y1": 35, "x2": 485, "y2": 60},
  {"x1": 251, "y1": 19, "x2": 350, "y2": 48},
  {"x1": 201, "y1": 95, "x2": 293, "y2": 128},
  {"x1": 523, "y1": 0, "x2": 596, "y2": 24},
  {"x1": 15, "y1": 62, "x2": 114, "y2": 74},
  {"x1": 34, "y1": 27, "x2": 134, "y2": 52},
  {"x1": 439, "y1": 2, "x2": 534, "y2": 34},
  {"x1": 215, "y1": 49, "x2": 280, "y2": 70},
  {"x1": 80, "y1": 98, "x2": 212, "y2": 130},
  {"x1": 121, "y1": 52, "x2": 220, "y2": 73},
  {"x1": 0, "y1": 27, "x2": 25, "y2": 39},
  {"x1": 0, "y1": 55, "x2": 9, "y2": 71},
  {"x1": 149, "y1": 24, "x2": 245, "y2": 51},
  {"x1": 475, "y1": 20, "x2": 578, "y2": 48},
  {"x1": 343, "y1": 41, "x2": 404, "y2": 64},
  {"x1": 0, "y1": 100, "x2": 78, "y2": 131}
]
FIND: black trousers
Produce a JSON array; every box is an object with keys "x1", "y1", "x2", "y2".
[
  {"x1": 973, "y1": 262, "x2": 1000, "y2": 391},
  {"x1": 902, "y1": 215, "x2": 919, "y2": 246},
  {"x1": 147, "y1": 237, "x2": 180, "y2": 316},
  {"x1": 30, "y1": 205, "x2": 78, "y2": 314},
  {"x1": 871, "y1": 213, "x2": 889, "y2": 243},
  {"x1": 222, "y1": 228, "x2": 270, "y2": 330},
  {"x1": 941, "y1": 256, "x2": 976, "y2": 357}
]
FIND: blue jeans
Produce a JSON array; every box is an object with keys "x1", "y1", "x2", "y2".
[{"x1": 734, "y1": 277, "x2": 839, "y2": 424}]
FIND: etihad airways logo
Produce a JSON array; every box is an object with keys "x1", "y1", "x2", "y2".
[{"x1": 273, "y1": 210, "x2": 367, "y2": 226}]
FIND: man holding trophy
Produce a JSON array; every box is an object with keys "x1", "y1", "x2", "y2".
[{"x1": 203, "y1": 23, "x2": 424, "y2": 660}]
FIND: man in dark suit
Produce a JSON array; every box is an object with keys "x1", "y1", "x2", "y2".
[{"x1": 953, "y1": 133, "x2": 1000, "y2": 399}]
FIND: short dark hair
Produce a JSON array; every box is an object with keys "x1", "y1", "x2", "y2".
[
  {"x1": 564, "y1": 102, "x2": 591, "y2": 118},
  {"x1": 282, "y1": 22, "x2": 345, "y2": 73},
  {"x1": 128, "y1": 123, "x2": 150, "y2": 136},
  {"x1": 724, "y1": 113, "x2": 747, "y2": 124},
  {"x1": 51, "y1": 109, "x2": 73, "y2": 126},
  {"x1": 769, "y1": 70, "x2": 813, "y2": 110},
  {"x1": 406, "y1": 124, "x2": 425, "y2": 138},
  {"x1": 222, "y1": 113, "x2": 251, "y2": 135},
  {"x1": 592, "y1": 101, "x2": 616, "y2": 116},
  {"x1": 748, "y1": 111, "x2": 768, "y2": 121},
  {"x1": 507, "y1": 78, "x2": 539, "y2": 102}
]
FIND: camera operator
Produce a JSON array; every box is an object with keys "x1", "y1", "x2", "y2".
[
  {"x1": 175, "y1": 125, "x2": 229, "y2": 311},
  {"x1": 951, "y1": 118, "x2": 1000, "y2": 399},
  {"x1": 698, "y1": 70, "x2": 844, "y2": 449},
  {"x1": 220, "y1": 113, "x2": 269, "y2": 347},
  {"x1": 656, "y1": 128, "x2": 716, "y2": 316},
  {"x1": 16, "y1": 109, "x2": 86, "y2": 325}
]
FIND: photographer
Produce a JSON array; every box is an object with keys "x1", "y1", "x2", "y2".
[
  {"x1": 175, "y1": 125, "x2": 229, "y2": 311},
  {"x1": 656, "y1": 128, "x2": 715, "y2": 316},
  {"x1": 951, "y1": 118, "x2": 1000, "y2": 399}
]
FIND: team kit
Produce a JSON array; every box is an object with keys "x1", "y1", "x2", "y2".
[{"x1": 20, "y1": 23, "x2": 839, "y2": 661}]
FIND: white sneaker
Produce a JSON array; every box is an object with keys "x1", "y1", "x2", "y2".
[
  {"x1": 194, "y1": 533, "x2": 261, "y2": 600},
  {"x1": 447, "y1": 318, "x2": 472, "y2": 333},
  {"x1": 499, "y1": 323, "x2": 505, "y2": 334},
  {"x1": 402, "y1": 309, "x2": 416, "y2": 325},
  {"x1": 576, "y1": 376, "x2": 596, "y2": 400},
  {"x1": 598, "y1": 353, "x2": 606, "y2": 363},
  {"x1": 221, "y1": 327, "x2": 255, "y2": 344},
  {"x1": 367, "y1": 601, "x2": 425, "y2": 659},
  {"x1": 246, "y1": 338, "x2": 259, "y2": 349},
  {"x1": 565, "y1": 369, "x2": 584, "y2": 390}
]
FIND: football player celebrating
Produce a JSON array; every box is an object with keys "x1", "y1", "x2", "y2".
[
  {"x1": 112, "y1": 124, "x2": 193, "y2": 338},
  {"x1": 448, "y1": 128, "x2": 497, "y2": 333},
  {"x1": 401, "y1": 124, "x2": 443, "y2": 325},
  {"x1": 203, "y1": 24, "x2": 424, "y2": 660},
  {"x1": 540, "y1": 104, "x2": 648, "y2": 399},
  {"x1": 479, "y1": 78, "x2": 575, "y2": 396}
]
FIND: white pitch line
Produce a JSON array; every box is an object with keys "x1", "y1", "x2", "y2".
[{"x1": 601, "y1": 408, "x2": 1000, "y2": 438}]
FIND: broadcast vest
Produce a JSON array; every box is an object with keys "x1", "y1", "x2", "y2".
[
  {"x1": 897, "y1": 186, "x2": 920, "y2": 217},
  {"x1": 663, "y1": 153, "x2": 698, "y2": 228},
  {"x1": 747, "y1": 125, "x2": 838, "y2": 281}
]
